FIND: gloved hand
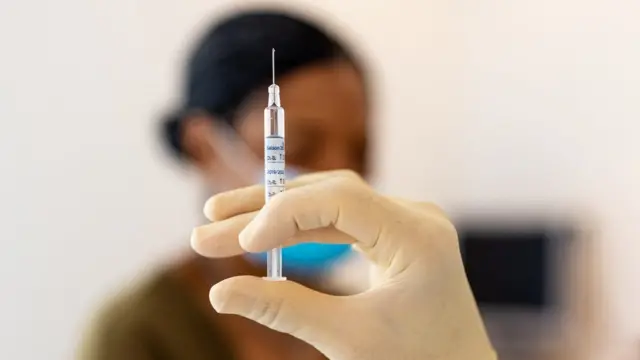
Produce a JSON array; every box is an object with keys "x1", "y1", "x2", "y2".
[{"x1": 191, "y1": 170, "x2": 496, "y2": 360}]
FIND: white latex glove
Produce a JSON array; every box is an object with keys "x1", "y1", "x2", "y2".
[{"x1": 191, "y1": 170, "x2": 496, "y2": 360}]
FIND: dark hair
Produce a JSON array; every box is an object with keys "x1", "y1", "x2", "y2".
[{"x1": 161, "y1": 9, "x2": 362, "y2": 161}]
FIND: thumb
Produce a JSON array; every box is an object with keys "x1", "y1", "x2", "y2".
[{"x1": 210, "y1": 276, "x2": 350, "y2": 349}]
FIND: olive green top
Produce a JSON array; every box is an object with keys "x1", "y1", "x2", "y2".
[{"x1": 77, "y1": 270, "x2": 234, "y2": 360}]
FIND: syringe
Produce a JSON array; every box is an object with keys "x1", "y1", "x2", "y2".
[{"x1": 264, "y1": 48, "x2": 286, "y2": 281}]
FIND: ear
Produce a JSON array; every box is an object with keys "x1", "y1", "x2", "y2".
[{"x1": 181, "y1": 114, "x2": 220, "y2": 170}]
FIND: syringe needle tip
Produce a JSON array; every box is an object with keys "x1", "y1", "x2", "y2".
[{"x1": 272, "y1": 48, "x2": 275, "y2": 84}]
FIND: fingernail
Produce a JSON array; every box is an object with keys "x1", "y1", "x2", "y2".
[
  {"x1": 209, "y1": 284, "x2": 227, "y2": 313},
  {"x1": 238, "y1": 227, "x2": 253, "y2": 251},
  {"x1": 203, "y1": 196, "x2": 220, "y2": 221},
  {"x1": 190, "y1": 227, "x2": 207, "y2": 252},
  {"x1": 239, "y1": 209, "x2": 264, "y2": 251},
  {"x1": 190, "y1": 228, "x2": 199, "y2": 247}
]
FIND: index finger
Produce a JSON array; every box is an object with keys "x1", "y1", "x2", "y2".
[
  {"x1": 204, "y1": 170, "x2": 362, "y2": 221},
  {"x1": 238, "y1": 176, "x2": 415, "y2": 267}
]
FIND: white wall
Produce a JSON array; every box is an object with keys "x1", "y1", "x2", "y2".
[
  {"x1": 0, "y1": 1, "x2": 217, "y2": 358},
  {"x1": 452, "y1": 3, "x2": 640, "y2": 358},
  {"x1": 1, "y1": 0, "x2": 638, "y2": 359}
]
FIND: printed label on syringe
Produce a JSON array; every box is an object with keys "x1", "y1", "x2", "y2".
[{"x1": 265, "y1": 136, "x2": 285, "y2": 201}]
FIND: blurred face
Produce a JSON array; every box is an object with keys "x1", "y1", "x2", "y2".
[
  {"x1": 182, "y1": 59, "x2": 369, "y2": 290},
  {"x1": 235, "y1": 59, "x2": 368, "y2": 176},
  {"x1": 182, "y1": 59, "x2": 368, "y2": 191}
]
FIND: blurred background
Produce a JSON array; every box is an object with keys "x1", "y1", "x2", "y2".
[{"x1": 1, "y1": 0, "x2": 638, "y2": 359}]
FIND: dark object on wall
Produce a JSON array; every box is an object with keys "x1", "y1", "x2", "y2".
[{"x1": 457, "y1": 224, "x2": 567, "y2": 310}]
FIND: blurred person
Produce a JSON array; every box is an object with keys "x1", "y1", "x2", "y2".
[{"x1": 78, "y1": 9, "x2": 368, "y2": 360}]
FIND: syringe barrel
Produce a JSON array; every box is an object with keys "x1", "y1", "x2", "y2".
[{"x1": 264, "y1": 97, "x2": 285, "y2": 280}]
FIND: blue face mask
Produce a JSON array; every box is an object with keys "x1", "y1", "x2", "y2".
[{"x1": 243, "y1": 166, "x2": 353, "y2": 275}]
